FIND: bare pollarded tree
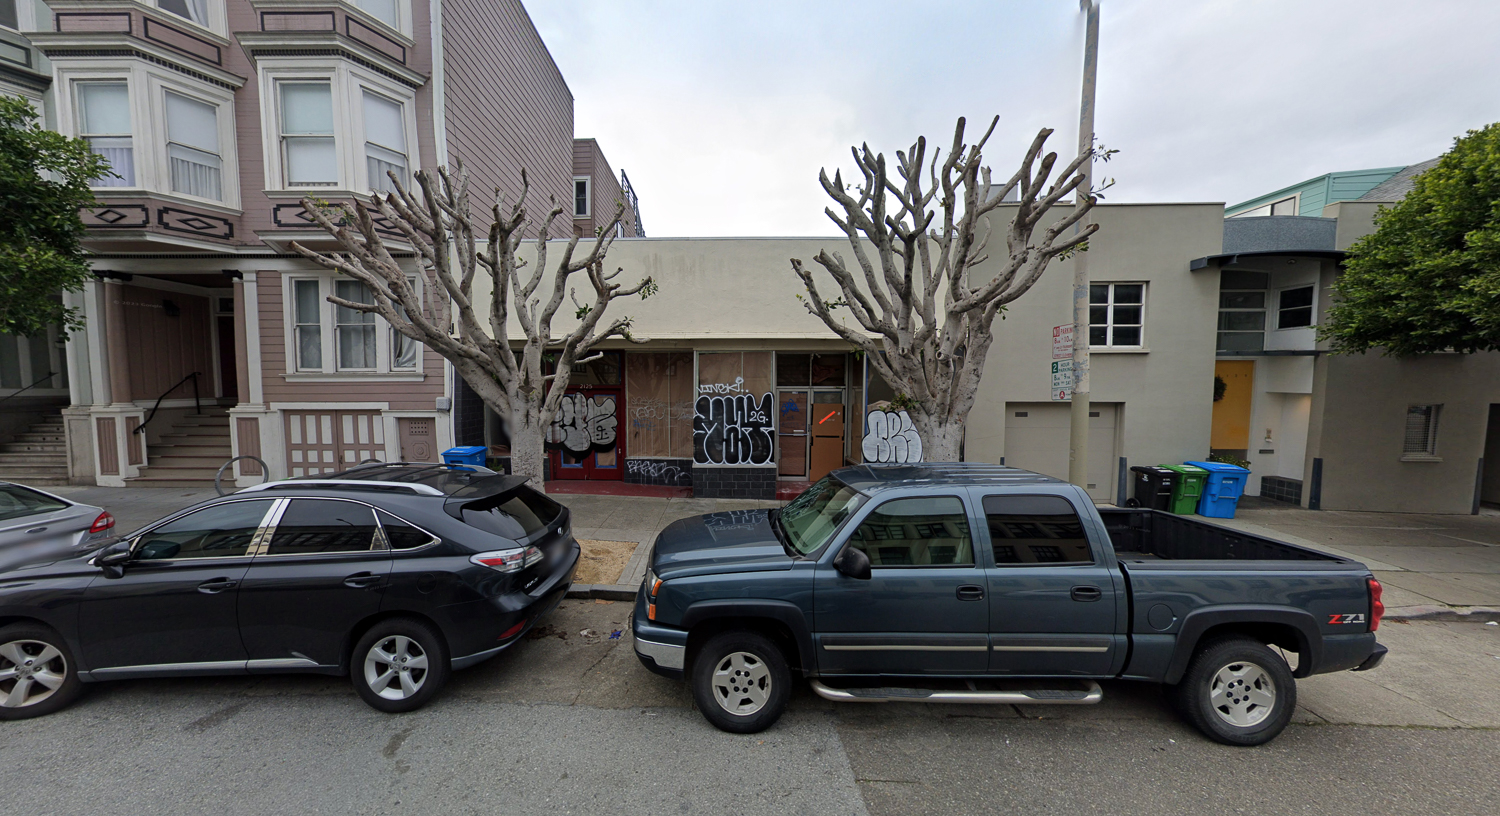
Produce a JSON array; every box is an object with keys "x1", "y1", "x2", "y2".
[
  {"x1": 290, "y1": 163, "x2": 653, "y2": 488},
  {"x1": 791, "y1": 117, "x2": 1100, "y2": 462}
]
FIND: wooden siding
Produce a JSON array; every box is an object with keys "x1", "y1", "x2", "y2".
[
  {"x1": 120, "y1": 285, "x2": 214, "y2": 403},
  {"x1": 255, "y1": 271, "x2": 443, "y2": 410},
  {"x1": 572, "y1": 138, "x2": 635, "y2": 237},
  {"x1": 97, "y1": 417, "x2": 119, "y2": 475},
  {"x1": 1227, "y1": 167, "x2": 1404, "y2": 218},
  {"x1": 442, "y1": 0, "x2": 573, "y2": 237},
  {"x1": 284, "y1": 410, "x2": 386, "y2": 476},
  {"x1": 236, "y1": 416, "x2": 263, "y2": 475}
]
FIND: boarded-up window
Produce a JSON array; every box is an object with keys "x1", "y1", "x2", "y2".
[
  {"x1": 695, "y1": 351, "x2": 775, "y2": 466},
  {"x1": 625, "y1": 352, "x2": 693, "y2": 458},
  {"x1": 1402, "y1": 404, "x2": 1440, "y2": 457}
]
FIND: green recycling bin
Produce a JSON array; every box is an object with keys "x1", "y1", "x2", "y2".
[{"x1": 1162, "y1": 464, "x2": 1208, "y2": 515}]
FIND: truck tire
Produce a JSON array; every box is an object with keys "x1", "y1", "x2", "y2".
[
  {"x1": 1174, "y1": 636, "x2": 1295, "y2": 746},
  {"x1": 0, "y1": 623, "x2": 85, "y2": 720},
  {"x1": 691, "y1": 630, "x2": 791, "y2": 734}
]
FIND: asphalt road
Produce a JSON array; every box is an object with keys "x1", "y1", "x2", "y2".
[{"x1": 4, "y1": 603, "x2": 1497, "y2": 815}]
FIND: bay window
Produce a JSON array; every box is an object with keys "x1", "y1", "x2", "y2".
[
  {"x1": 157, "y1": 0, "x2": 210, "y2": 27},
  {"x1": 335, "y1": 280, "x2": 378, "y2": 370},
  {"x1": 0, "y1": 1, "x2": 18, "y2": 30},
  {"x1": 294, "y1": 280, "x2": 323, "y2": 370},
  {"x1": 78, "y1": 82, "x2": 134, "y2": 187},
  {"x1": 290, "y1": 277, "x2": 422, "y2": 375},
  {"x1": 362, "y1": 90, "x2": 408, "y2": 194},
  {"x1": 355, "y1": 0, "x2": 400, "y2": 30},
  {"x1": 165, "y1": 92, "x2": 222, "y2": 201},
  {"x1": 280, "y1": 82, "x2": 337, "y2": 187}
]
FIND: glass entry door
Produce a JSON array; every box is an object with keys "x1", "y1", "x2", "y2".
[
  {"x1": 777, "y1": 390, "x2": 809, "y2": 477},
  {"x1": 548, "y1": 388, "x2": 625, "y2": 480}
]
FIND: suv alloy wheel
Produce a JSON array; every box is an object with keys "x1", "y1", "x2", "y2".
[{"x1": 352, "y1": 618, "x2": 451, "y2": 713}]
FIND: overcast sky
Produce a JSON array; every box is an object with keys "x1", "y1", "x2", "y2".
[{"x1": 527, "y1": 0, "x2": 1500, "y2": 237}]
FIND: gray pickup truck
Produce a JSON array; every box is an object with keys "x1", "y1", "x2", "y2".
[{"x1": 632, "y1": 464, "x2": 1387, "y2": 745}]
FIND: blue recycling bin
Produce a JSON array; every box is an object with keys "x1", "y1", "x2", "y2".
[
  {"x1": 1185, "y1": 460, "x2": 1250, "y2": 518},
  {"x1": 442, "y1": 445, "x2": 487, "y2": 468}
]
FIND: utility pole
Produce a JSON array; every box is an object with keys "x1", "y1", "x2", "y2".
[{"x1": 1068, "y1": 0, "x2": 1099, "y2": 490}]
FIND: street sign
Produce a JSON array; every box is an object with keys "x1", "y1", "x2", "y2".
[
  {"x1": 1050, "y1": 359, "x2": 1072, "y2": 401},
  {"x1": 1052, "y1": 324, "x2": 1073, "y2": 360}
]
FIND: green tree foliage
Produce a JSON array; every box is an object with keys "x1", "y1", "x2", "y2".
[
  {"x1": 1323, "y1": 123, "x2": 1500, "y2": 355},
  {"x1": 0, "y1": 95, "x2": 109, "y2": 336}
]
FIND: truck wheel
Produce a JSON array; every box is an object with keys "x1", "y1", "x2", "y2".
[
  {"x1": 1174, "y1": 636, "x2": 1295, "y2": 746},
  {"x1": 691, "y1": 631, "x2": 791, "y2": 734},
  {"x1": 0, "y1": 623, "x2": 84, "y2": 720}
]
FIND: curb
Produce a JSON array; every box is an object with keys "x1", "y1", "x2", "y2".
[
  {"x1": 565, "y1": 583, "x2": 638, "y2": 602},
  {"x1": 1383, "y1": 605, "x2": 1500, "y2": 623}
]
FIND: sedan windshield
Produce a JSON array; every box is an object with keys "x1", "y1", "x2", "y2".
[{"x1": 780, "y1": 476, "x2": 865, "y2": 556}]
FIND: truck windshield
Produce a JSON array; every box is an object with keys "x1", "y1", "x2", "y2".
[{"x1": 780, "y1": 476, "x2": 865, "y2": 555}]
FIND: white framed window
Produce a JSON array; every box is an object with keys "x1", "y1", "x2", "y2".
[
  {"x1": 1231, "y1": 195, "x2": 1298, "y2": 218},
  {"x1": 353, "y1": 0, "x2": 402, "y2": 31},
  {"x1": 362, "y1": 90, "x2": 408, "y2": 194},
  {"x1": 1402, "y1": 404, "x2": 1440, "y2": 459},
  {"x1": 1088, "y1": 283, "x2": 1145, "y2": 348},
  {"x1": 259, "y1": 60, "x2": 417, "y2": 195},
  {"x1": 77, "y1": 82, "x2": 135, "y2": 188},
  {"x1": 279, "y1": 81, "x2": 338, "y2": 187},
  {"x1": 153, "y1": 0, "x2": 226, "y2": 35},
  {"x1": 287, "y1": 276, "x2": 423, "y2": 375},
  {"x1": 574, "y1": 176, "x2": 590, "y2": 218},
  {"x1": 1217, "y1": 270, "x2": 1268, "y2": 353},
  {"x1": 1275, "y1": 285, "x2": 1315, "y2": 329},
  {"x1": 164, "y1": 91, "x2": 222, "y2": 201}
]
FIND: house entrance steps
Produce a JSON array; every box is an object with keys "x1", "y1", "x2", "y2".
[
  {"x1": 125, "y1": 406, "x2": 233, "y2": 488},
  {"x1": 0, "y1": 414, "x2": 69, "y2": 486}
]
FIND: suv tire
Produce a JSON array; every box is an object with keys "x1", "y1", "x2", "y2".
[
  {"x1": 0, "y1": 623, "x2": 84, "y2": 720},
  {"x1": 1174, "y1": 636, "x2": 1295, "y2": 746},
  {"x1": 691, "y1": 630, "x2": 791, "y2": 734},
  {"x1": 352, "y1": 618, "x2": 451, "y2": 714}
]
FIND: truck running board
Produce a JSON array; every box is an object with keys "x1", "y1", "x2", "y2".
[{"x1": 809, "y1": 679, "x2": 1103, "y2": 705}]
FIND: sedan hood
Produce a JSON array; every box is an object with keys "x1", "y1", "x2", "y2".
[{"x1": 650, "y1": 509, "x2": 794, "y2": 579}]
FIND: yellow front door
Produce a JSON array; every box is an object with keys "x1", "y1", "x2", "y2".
[{"x1": 1211, "y1": 360, "x2": 1254, "y2": 450}]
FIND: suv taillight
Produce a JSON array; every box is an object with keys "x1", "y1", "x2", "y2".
[
  {"x1": 89, "y1": 511, "x2": 115, "y2": 534},
  {"x1": 470, "y1": 546, "x2": 543, "y2": 573},
  {"x1": 1369, "y1": 577, "x2": 1384, "y2": 632}
]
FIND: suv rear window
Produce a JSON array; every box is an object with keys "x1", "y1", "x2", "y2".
[{"x1": 458, "y1": 486, "x2": 562, "y2": 541}]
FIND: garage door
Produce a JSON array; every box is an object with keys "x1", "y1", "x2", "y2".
[{"x1": 1003, "y1": 403, "x2": 1119, "y2": 504}]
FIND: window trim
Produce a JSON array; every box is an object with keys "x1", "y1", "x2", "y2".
[
  {"x1": 151, "y1": 75, "x2": 238, "y2": 207},
  {"x1": 573, "y1": 175, "x2": 591, "y2": 218},
  {"x1": 123, "y1": 497, "x2": 279, "y2": 563},
  {"x1": 980, "y1": 493, "x2": 1097, "y2": 568},
  {"x1": 284, "y1": 274, "x2": 424, "y2": 376},
  {"x1": 1230, "y1": 193, "x2": 1299, "y2": 219},
  {"x1": 1088, "y1": 282, "x2": 1147, "y2": 350},
  {"x1": 1, "y1": 0, "x2": 34, "y2": 32},
  {"x1": 345, "y1": 0, "x2": 412, "y2": 37},
  {"x1": 152, "y1": 0, "x2": 227, "y2": 36},
  {"x1": 1273, "y1": 284, "x2": 1317, "y2": 331},
  {"x1": 253, "y1": 497, "x2": 390, "y2": 557},
  {"x1": 839, "y1": 493, "x2": 978, "y2": 570}
]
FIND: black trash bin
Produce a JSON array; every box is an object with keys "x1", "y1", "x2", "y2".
[{"x1": 1130, "y1": 465, "x2": 1176, "y2": 511}]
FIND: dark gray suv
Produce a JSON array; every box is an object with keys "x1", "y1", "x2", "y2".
[{"x1": 0, "y1": 464, "x2": 578, "y2": 720}]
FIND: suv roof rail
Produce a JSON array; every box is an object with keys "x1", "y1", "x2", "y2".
[{"x1": 237, "y1": 479, "x2": 446, "y2": 497}]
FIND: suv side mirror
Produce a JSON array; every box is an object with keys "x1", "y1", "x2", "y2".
[{"x1": 832, "y1": 544, "x2": 871, "y2": 580}]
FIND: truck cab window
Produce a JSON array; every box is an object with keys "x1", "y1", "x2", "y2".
[
  {"x1": 983, "y1": 495, "x2": 1092, "y2": 565},
  {"x1": 846, "y1": 496, "x2": 972, "y2": 567}
]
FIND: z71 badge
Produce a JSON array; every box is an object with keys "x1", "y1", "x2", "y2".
[{"x1": 1328, "y1": 613, "x2": 1367, "y2": 625}]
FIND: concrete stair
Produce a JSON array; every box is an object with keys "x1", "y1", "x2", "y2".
[
  {"x1": 126, "y1": 409, "x2": 233, "y2": 488},
  {"x1": 0, "y1": 416, "x2": 68, "y2": 485}
]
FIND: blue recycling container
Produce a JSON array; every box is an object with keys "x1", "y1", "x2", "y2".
[
  {"x1": 1185, "y1": 460, "x2": 1250, "y2": 519},
  {"x1": 441, "y1": 445, "x2": 487, "y2": 468}
]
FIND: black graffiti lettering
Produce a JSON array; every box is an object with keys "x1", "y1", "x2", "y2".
[{"x1": 693, "y1": 393, "x2": 775, "y2": 465}]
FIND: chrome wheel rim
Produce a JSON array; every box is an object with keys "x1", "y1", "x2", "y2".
[
  {"x1": 1209, "y1": 660, "x2": 1276, "y2": 727},
  {"x1": 0, "y1": 639, "x2": 68, "y2": 709},
  {"x1": 363, "y1": 635, "x2": 429, "y2": 701},
  {"x1": 711, "y1": 651, "x2": 771, "y2": 716}
]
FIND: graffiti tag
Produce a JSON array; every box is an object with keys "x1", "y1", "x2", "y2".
[
  {"x1": 698, "y1": 377, "x2": 748, "y2": 395},
  {"x1": 862, "y1": 409, "x2": 923, "y2": 464},
  {"x1": 703, "y1": 509, "x2": 767, "y2": 536},
  {"x1": 693, "y1": 393, "x2": 775, "y2": 465},
  {"x1": 626, "y1": 459, "x2": 685, "y2": 481},
  {"x1": 547, "y1": 394, "x2": 618, "y2": 454}
]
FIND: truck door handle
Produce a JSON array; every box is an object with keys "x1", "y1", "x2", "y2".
[
  {"x1": 956, "y1": 585, "x2": 985, "y2": 601},
  {"x1": 197, "y1": 578, "x2": 238, "y2": 594},
  {"x1": 344, "y1": 573, "x2": 384, "y2": 589},
  {"x1": 1071, "y1": 586, "x2": 1102, "y2": 602}
]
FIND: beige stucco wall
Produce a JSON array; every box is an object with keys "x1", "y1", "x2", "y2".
[{"x1": 473, "y1": 203, "x2": 1226, "y2": 499}]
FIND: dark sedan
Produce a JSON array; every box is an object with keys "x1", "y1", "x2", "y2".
[{"x1": 0, "y1": 464, "x2": 578, "y2": 719}]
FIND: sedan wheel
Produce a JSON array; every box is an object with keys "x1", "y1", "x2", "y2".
[
  {"x1": 351, "y1": 618, "x2": 450, "y2": 713},
  {"x1": 0, "y1": 625, "x2": 83, "y2": 720}
]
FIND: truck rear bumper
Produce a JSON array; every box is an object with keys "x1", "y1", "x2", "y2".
[
  {"x1": 1352, "y1": 642, "x2": 1387, "y2": 672},
  {"x1": 1318, "y1": 633, "x2": 1382, "y2": 674}
]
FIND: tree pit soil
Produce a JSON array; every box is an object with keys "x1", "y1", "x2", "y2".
[{"x1": 573, "y1": 539, "x2": 638, "y2": 586}]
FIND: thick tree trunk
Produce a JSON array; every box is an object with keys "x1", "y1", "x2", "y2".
[
  {"x1": 914, "y1": 418, "x2": 965, "y2": 463},
  {"x1": 509, "y1": 406, "x2": 548, "y2": 490}
]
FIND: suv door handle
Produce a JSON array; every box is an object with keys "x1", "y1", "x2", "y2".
[
  {"x1": 344, "y1": 573, "x2": 384, "y2": 589},
  {"x1": 197, "y1": 578, "x2": 238, "y2": 594},
  {"x1": 956, "y1": 585, "x2": 985, "y2": 601},
  {"x1": 26, "y1": 527, "x2": 47, "y2": 534},
  {"x1": 1071, "y1": 585, "x2": 1103, "y2": 602}
]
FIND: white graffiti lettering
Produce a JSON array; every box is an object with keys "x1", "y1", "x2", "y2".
[
  {"x1": 626, "y1": 459, "x2": 685, "y2": 480},
  {"x1": 693, "y1": 393, "x2": 775, "y2": 465},
  {"x1": 698, "y1": 377, "x2": 747, "y2": 395},
  {"x1": 862, "y1": 409, "x2": 923, "y2": 464},
  {"x1": 547, "y1": 394, "x2": 618, "y2": 454}
]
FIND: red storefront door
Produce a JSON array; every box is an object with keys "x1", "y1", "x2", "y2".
[{"x1": 547, "y1": 388, "x2": 625, "y2": 480}]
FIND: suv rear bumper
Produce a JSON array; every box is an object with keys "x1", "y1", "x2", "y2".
[{"x1": 446, "y1": 541, "x2": 580, "y2": 668}]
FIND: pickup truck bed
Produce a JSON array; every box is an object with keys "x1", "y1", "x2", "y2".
[{"x1": 1100, "y1": 507, "x2": 1341, "y2": 563}]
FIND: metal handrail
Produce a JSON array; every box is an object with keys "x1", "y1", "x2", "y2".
[
  {"x1": 0, "y1": 371, "x2": 59, "y2": 409},
  {"x1": 133, "y1": 371, "x2": 201, "y2": 435}
]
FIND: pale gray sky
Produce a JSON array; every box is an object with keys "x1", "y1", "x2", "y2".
[{"x1": 527, "y1": 0, "x2": 1500, "y2": 237}]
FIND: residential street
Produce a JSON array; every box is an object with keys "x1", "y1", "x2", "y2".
[{"x1": 2, "y1": 600, "x2": 1497, "y2": 815}]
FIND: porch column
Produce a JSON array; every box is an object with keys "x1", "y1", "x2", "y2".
[{"x1": 103, "y1": 278, "x2": 132, "y2": 405}]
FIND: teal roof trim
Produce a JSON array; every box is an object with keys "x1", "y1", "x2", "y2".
[{"x1": 1227, "y1": 167, "x2": 1404, "y2": 217}]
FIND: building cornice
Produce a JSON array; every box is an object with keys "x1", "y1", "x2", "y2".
[
  {"x1": 237, "y1": 30, "x2": 427, "y2": 88},
  {"x1": 31, "y1": 32, "x2": 247, "y2": 89}
]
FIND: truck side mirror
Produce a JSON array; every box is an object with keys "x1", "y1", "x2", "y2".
[{"x1": 832, "y1": 544, "x2": 871, "y2": 580}]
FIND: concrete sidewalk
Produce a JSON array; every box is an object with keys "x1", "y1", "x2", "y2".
[{"x1": 44, "y1": 485, "x2": 1500, "y2": 618}]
